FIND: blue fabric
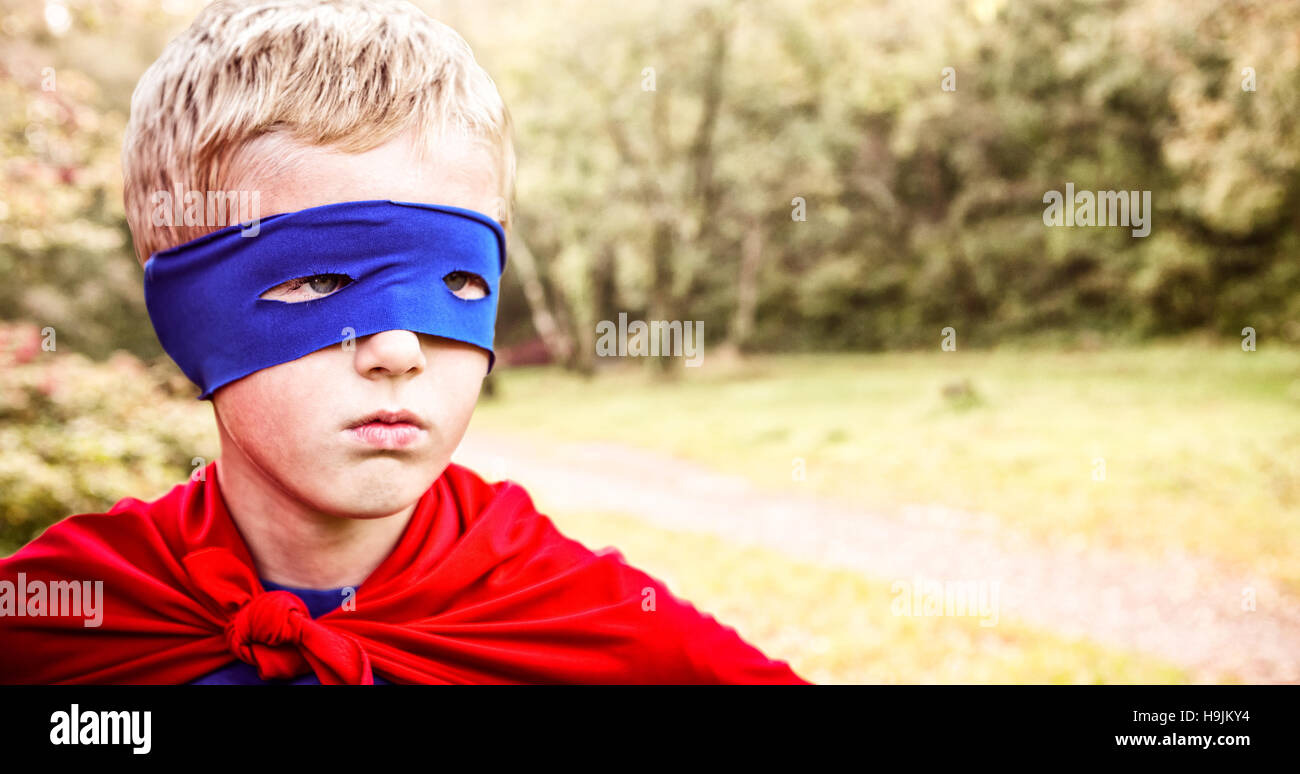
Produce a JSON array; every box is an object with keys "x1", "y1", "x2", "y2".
[
  {"x1": 190, "y1": 579, "x2": 391, "y2": 685},
  {"x1": 143, "y1": 199, "x2": 506, "y2": 399}
]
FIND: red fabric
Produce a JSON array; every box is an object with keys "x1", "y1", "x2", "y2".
[{"x1": 0, "y1": 462, "x2": 810, "y2": 684}]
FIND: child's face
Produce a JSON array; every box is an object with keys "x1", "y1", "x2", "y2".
[{"x1": 209, "y1": 129, "x2": 502, "y2": 517}]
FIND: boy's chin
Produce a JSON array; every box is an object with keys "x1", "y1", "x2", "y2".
[{"x1": 296, "y1": 461, "x2": 444, "y2": 519}]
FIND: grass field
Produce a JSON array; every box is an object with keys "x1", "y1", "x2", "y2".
[
  {"x1": 474, "y1": 343, "x2": 1300, "y2": 593},
  {"x1": 548, "y1": 510, "x2": 1196, "y2": 683}
]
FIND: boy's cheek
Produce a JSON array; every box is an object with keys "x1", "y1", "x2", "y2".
[
  {"x1": 211, "y1": 353, "x2": 357, "y2": 467},
  {"x1": 213, "y1": 359, "x2": 325, "y2": 429},
  {"x1": 211, "y1": 343, "x2": 486, "y2": 454},
  {"x1": 207, "y1": 344, "x2": 489, "y2": 514}
]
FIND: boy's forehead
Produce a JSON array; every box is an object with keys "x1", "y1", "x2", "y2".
[{"x1": 226, "y1": 128, "x2": 503, "y2": 226}]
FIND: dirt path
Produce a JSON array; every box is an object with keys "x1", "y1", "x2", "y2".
[{"x1": 454, "y1": 428, "x2": 1300, "y2": 683}]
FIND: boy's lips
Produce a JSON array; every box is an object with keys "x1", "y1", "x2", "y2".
[
  {"x1": 343, "y1": 409, "x2": 428, "y2": 450},
  {"x1": 344, "y1": 409, "x2": 427, "y2": 430}
]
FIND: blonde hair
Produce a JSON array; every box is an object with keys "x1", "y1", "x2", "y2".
[{"x1": 122, "y1": 0, "x2": 515, "y2": 264}]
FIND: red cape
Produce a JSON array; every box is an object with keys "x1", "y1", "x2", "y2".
[{"x1": 0, "y1": 462, "x2": 810, "y2": 684}]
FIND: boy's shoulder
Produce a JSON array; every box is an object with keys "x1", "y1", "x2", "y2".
[
  {"x1": 8, "y1": 462, "x2": 508, "y2": 568},
  {"x1": 439, "y1": 463, "x2": 809, "y2": 683},
  {"x1": 2, "y1": 462, "x2": 809, "y2": 683},
  {"x1": 5, "y1": 476, "x2": 185, "y2": 557}
]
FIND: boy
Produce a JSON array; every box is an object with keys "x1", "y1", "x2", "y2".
[{"x1": 0, "y1": 0, "x2": 808, "y2": 684}]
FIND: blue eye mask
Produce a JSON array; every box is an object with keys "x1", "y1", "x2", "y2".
[{"x1": 143, "y1": 199, "x2": 506, "y2": 400}]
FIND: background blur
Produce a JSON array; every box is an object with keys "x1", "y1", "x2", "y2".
[{"x1": 2, "y1": 0, "x2": 1298, "y2": 683}]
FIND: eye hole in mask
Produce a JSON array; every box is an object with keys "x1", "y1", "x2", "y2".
[
  {"x1": 443, "y1": 271, "x2": 489, "y2": 300},
  {"x1": 259, "y1": 273, "x2": 354, "y2": 303}
]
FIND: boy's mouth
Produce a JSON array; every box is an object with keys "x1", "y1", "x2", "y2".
[{"x1": 343, "y1": 409, "x2": 427, "y2": 450}]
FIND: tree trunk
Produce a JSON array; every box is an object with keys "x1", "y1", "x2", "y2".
[
  {"x1": 508, "y1": 235, "x2": 574, "y2": 366},
  {"x1": 729, "y1": 215, "x2": 764, "y2": 352},
  {"x1": 647, "y1": 218, "x2": 676, "y2": 378}
]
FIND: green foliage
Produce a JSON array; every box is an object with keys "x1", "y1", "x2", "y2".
[
  {"x1": 0, "y1": 0, "x2": 192, "y2": 361},
  {"x1": 466, "y1": 0, "x2": 1300, "y2": 353},
  {"x1": 0, "y1": 324, "x2": 217, "y2": 555},
  {"x1": 5, "y1": 0, "x2": 1298, "y2": 364}
]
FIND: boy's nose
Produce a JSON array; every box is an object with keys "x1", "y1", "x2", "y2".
[{"x1": 353, "y1": 329, "x2": 426, "y2": 379}]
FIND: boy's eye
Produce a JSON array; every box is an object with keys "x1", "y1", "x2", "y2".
[
  {"x1": 443, "y1": 271, "x2": 489, "y2": 300},
  {"x1": 260, "y1": 273, "x2": 353, "y2": 302},
  {"x1": 308, "y1": 275, "x2": 345, "y2": 294}
]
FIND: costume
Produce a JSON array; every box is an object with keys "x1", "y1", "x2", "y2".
[
  {"x1": 0, "y1": 462, "x2": 809, "y2": 684},
  {"x1": 190, "y1": 579, "x2": 394, "y2": 684},
  {"x1": 143, "y1": 200, "x2": 505, "y2": 398}
]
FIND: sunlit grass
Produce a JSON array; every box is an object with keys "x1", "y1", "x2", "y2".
[
  {"x1": 475, "y1": 342, "x2": 1300, "y2": 592},
  {"x1": 548, "y1": 509, "x2": 1197, "y2": 683}
]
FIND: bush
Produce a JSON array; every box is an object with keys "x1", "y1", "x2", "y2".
[{"x1": 0, "y1": 322, "x2": 218, "y2": 555}]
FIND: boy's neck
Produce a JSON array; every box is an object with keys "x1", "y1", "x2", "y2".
[{"x1": 211, "y1": 441, "x2": 416, "y2": 591}]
